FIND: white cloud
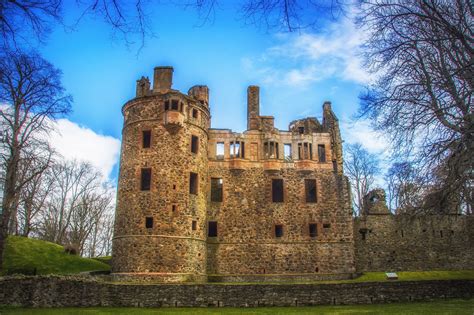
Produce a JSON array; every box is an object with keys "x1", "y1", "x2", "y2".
[
  {"x1": 50, "y1": 119, "x2": 121, "y2": 179},
  {"x1": 340, "y1": 118, "x2": 388, "y2": 154},
  {"x1": 242, "y1": 8, "x2": 373, "y2": 87}
]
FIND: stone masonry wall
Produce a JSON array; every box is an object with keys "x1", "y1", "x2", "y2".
[
  {"x1": 112, "y1": 90, "x2": 210, "y2": 281},
  {"x1": 0, "y1": 276, "x2": 472, "y2": 308},
  {"x1": 207, "y1": 124, "x2": 354, "y2": 280},
  {"x1": 354, "y1": 215, "x2": 474, "y2": 272}
]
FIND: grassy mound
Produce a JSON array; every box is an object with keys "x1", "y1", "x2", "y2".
[
  {"x1": 93, "y1": 256, "x2": 112, "y2": 265},
  {"x1": 2, "y1": 236, "x2": 110, "y2": 275}
]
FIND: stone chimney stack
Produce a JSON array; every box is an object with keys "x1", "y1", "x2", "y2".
[
  {"x1": 247, "y1": 85, "x2": 260, "y2": 130},
  {"x1": 153, "y1": 66, "x2": 173, "y2": 92}
]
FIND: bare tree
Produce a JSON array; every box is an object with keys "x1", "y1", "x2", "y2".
[
  {"x1": 10, "y1": 142, "x2": 55, "y2": 236},
  {"x1": 1, "y1": 0, "x2": 348, "y2": 49},
  {"x1": 83, "y1": 192, "x2": 115, "y2": 257},
  {"x1": 344, "y1": 143, "x2": 380, "y2": 215},
  {"x1": 0, "y1": 49, "x2": 71, "y2": 270},
  {"x1": 68, "y1": 180, "x2": 114, "y2": 255},
  {"x1": 386, "y1": 162, "x2": 426, "y2": 214},
  {"x1": 37, "y1": 160, "x2": 97, "y2": 245},
  {"x1": 357, "y1": 0, "x2": 473, "y2": 213}
]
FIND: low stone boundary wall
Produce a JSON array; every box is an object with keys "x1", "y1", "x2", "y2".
[{"x1": 0, "y1": 276, "x2": 472, "y2": 308}]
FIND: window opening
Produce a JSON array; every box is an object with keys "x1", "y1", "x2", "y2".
[
  {"x1": 230, "y1": 141, "x2": 245, "y2": 158},
  {"x1": 211, "y1": 178, "x2": 223, "y2": 202},
  {"x1": 142, "y1": 130, "x2": 151, "y2": 148},
  {"x1": 145, "y1": 217, "x2": 153, "y2": 229},
  {"x1": 189, "y1": 172, "x2": 198, "y2": 195},
  {"x1": 171, "y1": 99, "x2": 179, "y2": 110},
  {"x1": 272, "y1": 179, "x2": 284, "y2": 202},
  {"x1": 140, "y1": 168, "x2": 151, "y2": 191},
  {"x1": 208, "y1": 221, "x2": 217, "y2": 237},
  {"x1": 318, "y1": 144, "x2": 326, "y2": 162},
  {"x1": 298, "y1": 142, "x2": 312, "y2": 159},
  {"x1": 264, "y1": 141, "x2": 279, "y2": 159},
  {"x1": 305, "y1": 179, "x2": 317, "y2": 203},
  {"x1": 275, "y1": 224, "x2": 283, "y2": 238},
  {"x1": 216, "y1": 142, "x2": 225, "y2": 160},
  {"x1": 309, "y1": 223, "x2": 317, "y2": 238},
  {"x1": 284, "y1": 144, "x2": 292, "y2": 161},
  {"x1": 191, "y1": 135, "x2": 199, "y2": 154}
]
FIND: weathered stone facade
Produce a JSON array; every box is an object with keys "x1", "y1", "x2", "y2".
[
  {"x1": 354, "y1": 213, "x2": 474, "y2": 272},
  {"x1": 112, "y1": 66, "x2": 474, "y2": 283},
  {"x1": 112, "y1": 66, "x2": 354, "y2": 282}
]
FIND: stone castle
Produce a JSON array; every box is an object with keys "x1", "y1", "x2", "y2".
[{"x1": 111, "y1": 67, "x2": 473, "y2": 282}]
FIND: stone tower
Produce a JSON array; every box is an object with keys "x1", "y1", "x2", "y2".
[{"x1": 112, "y1": 66, "x2": 210, "y2": 282}]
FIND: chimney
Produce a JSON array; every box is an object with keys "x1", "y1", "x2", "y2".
[
  {"x1": 247, "y1": 85, "x2": 260, "y2": 130},
  {"x1": 153, "y1": 66, "x2": 173, "y2": 92}
]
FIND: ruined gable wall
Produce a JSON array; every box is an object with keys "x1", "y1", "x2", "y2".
[{"x1": 354, "y1": 215, "x2": 474, "y2": 272}]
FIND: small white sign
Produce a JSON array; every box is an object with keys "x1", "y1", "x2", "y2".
[{"x1": 386, "y1": 272, "x2": 398, "y2": 280}]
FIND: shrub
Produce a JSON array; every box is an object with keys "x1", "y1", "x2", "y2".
[{"x1": 64, "y1": 244, "x2": 79, "y2": 255}]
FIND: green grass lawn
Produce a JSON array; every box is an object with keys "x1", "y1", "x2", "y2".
[
  {"x1": 350, "y1": 270, "x2": 474, "y2": 282},
  {"x1": 1, "y1": 299, "x2": 473, "y2": 314},
  {"x1": 2, "y1": 236, "x2": 110, "y2": 275}
]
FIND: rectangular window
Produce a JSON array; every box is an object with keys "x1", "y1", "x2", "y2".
[
  {"x1": 230, "y1": 141, "x2": 245, "y2": 158},
  {"x1": 298, "y1": 142, "x2": 312, "y2": 159},
  {"x1": 272, "y1": 179, "x2": 284, "y2": 202},
  {"x1": 140, "y1": 168, "x2": 151, "y2": 191},
  {"x1": 189, "y1": 172, "x2": 198, "y2": 195},
  {"x1": 230, "y1": 141, "x2": 239, "y2": 158},
  {"x1": 216, "y1": 142, "x2": 225, "y2": 160},
  {"x1": 164, "y1": 100, "x2": 170, "y2": 111},
  {"x1": 275, "y1": 224, "x2": 283, "y2": 238},
  {"x1": 284, "y1": 144, "x2": 292, "y2": 161},
  {"x1": 191, "y1": 135, "x2": 199, "y2": 153},
  {"x1": 298, "y1": 126, "x2": 305, "y2": 134},
  {"x1": 192, "y1": 108, "x2": 198, "y2": 118},
  {"x1": 171, "y1": 99, "x2": 179, "y2": 110},
  {"x1": 208, "y1": 221, "x2": 217, "y2": 237},
  {"x1": 145, "y1": 217, "x2": 153, "y2": 229},
  {"x1": 142, "y1": 130, "x2": 151, "y2": 148},
  {"x1": 318, "y1": 144, "x2": 326, "y2": 162},
  {"x1": 211, "y1": 178, "x2": 223, "y2": 202},
  {"x1": 192, "y1": 220, "x2": 197, "y2": 231},
  {"x1": 309, "y1": 223, "x2": 317, "y2": 238},
  {"x1": 305, "y1": 179, "x2": 317, "y2": 203},
  {"x1": 264, "y1": 141, "x2": 279, "y2": 159},
  {"x1": 323, "y1": 223, "x2": 331, "y2": 229}
]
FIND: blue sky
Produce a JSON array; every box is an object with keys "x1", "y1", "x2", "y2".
[{"x1": 38, "y1": 2, "x2": 386, "y2": 183}]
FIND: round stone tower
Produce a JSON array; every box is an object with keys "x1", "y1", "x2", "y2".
[{"x1": 112, "y1": 66, "x2": 210, "y2": 282}]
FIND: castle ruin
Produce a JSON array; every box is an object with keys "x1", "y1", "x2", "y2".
[{"x1": 111, "y1": 66, "x2": 473, "y2": 282}]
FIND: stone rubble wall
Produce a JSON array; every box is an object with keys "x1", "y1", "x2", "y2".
[
  {"x1": 354, "y1": 215, "x2": 474, "y2": 272},
  {"x1": 0, "y1": 276, "x2": 472, "y2": 308}
]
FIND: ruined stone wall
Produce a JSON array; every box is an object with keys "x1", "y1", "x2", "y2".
[
  {"x1": 112, "y1": 67, "x2": 354, "y2": 282},
  {"x1": 112, "y1": 90, "x2": 210, "y2": 282},
  {"x1": 354, "y1": 215, "x2": 474, "y2": 272},
  {"x1": 207, "y1": 127, "x2": 355, "y2": 280},
  {"x1": 1, "y1": 276, "x2": 472, "y2": 308}
]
